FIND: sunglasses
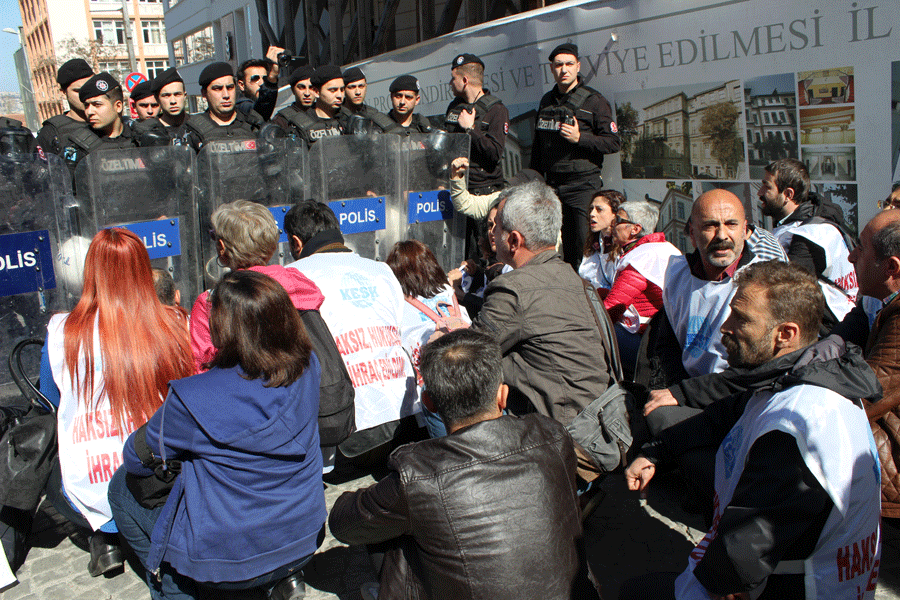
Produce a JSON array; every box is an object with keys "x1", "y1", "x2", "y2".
[
  {"x1": 249, "y1": 74, "x2": 263, "y2": 83},
  {"x1": 614, "y1": 215, "x2": 635, "y2": 226}
]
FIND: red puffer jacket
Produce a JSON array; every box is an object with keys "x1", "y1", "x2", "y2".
[{"x1": 603, "y1": 232, "x2": 667, "y2": 326}]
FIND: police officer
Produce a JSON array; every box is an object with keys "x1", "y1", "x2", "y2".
[
  {"x1": 34, "y1": 58, "x2": 96, "y2": 172},
  {"x1": 184, "y1": 62, "x2": 263, "y2": 152},
  {"x1": 129, "y1": 80, "x2": 159, "y2": 121},
  {"x1": 530, "y1": 43, "x2": 620, "y2": 268},
  {"x1": 271, "y1": 65, "x2": 318, "y2": 139},
  {"x1": 445, "y1": 53, "x2": 508, "y2": 258},
  {"x1": 339, "y1": 67, "x2": 395, "y2": 134},
  {"x1": 133, "y1": 67, "x2": 191, "y2": 147},
  {"x1": 275, "y1": 65, "x2": 343, "y2": 147},
  {"x1": 386, "y1": 75, "x2": 433, "y2": 135},
  {"x1": 78, "y1": 72, "x2": 137, "y2": 153}
]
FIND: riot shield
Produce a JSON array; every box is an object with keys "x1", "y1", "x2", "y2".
[
  {"x1": 308, "y1": 134, "x2": 403, "y2": 261},
  {"x1": 0, "y1": 153, "x2": 75, "y2": 401},
  {"x1": 73, "y1": 146, "x2": 203, "y2": 309},
  {"x1": 401, "y1": 132, "x2": 469, "y2": 272},
  {"x1": 197, "y1": 137, "x2": 308, "y2": 286}
]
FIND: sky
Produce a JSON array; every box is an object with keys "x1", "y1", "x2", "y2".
[{"x1": 0, "y1": 0, "x2": 25, "y2": 94}]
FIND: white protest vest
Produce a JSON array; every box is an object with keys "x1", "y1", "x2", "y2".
[
  {"x1": 675, "y1": 385, "x2": 881, "y2": 600},
  {"x1": 616, "y1": 241, "x2": 681, "y2": 334},
  {"x1": 289, "y1": 252, "x2": 418, "y2": 431},
  {"x1": 578, "y1": 251, "x2": 617, "y2": 291},
  {"x1": 46, "y1": 314, "x2": 136, "y2": 531},
  {"x1": 774, "y1": 220, "x2": 857, "y2": 321},
  {"x1": 399, "y1": 285, "x2": 471, "y2": 394},
  {"x1": 663, "y1": 255, "x2": 763, "y2": 376}
]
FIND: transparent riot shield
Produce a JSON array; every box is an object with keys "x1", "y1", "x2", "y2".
[
  {"x1": 308, "y1": 134, "x2": 403, "y2": 261},
  {"x1": 73, "y1": 146, "x2": 202, "y2": 309},
  {"x1": 401, "y1": 132, "x2": 469, "y2": 272},
  {"x1": 0, "y1": 153, "x2": 75, "y2": 401},
  {"x1": 197, "y1": 137, "x2": 308, "y2": 287}
]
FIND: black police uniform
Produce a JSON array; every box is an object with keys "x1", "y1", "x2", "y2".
[
  {"x1": 184, "y1": 109, "x2": 263, "y2": 152},
  {"x1": 132, "y1": 115, "x2": 192, "y2": 147},
  {"x1": 35, "y1": 113, "x2": 95, "y2": 172},
  {"x1": 530, "y1": 75, "x2": 620, "y2": 268},
  {"x1": 273, "y1": 103, "x2": 343, "y2": 147},
  {"x1": 444, "y1": 92, "x2": 507, "y2": 193},
  {"x1": 388, "y1": 112, "x2": 434, "y2": 136},
  {"x1": 339, "y1": 104, "x2": 397, "y2": 134}
]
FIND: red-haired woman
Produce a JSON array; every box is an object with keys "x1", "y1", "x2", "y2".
[
  {"x1": 40, "y1": 228, "x2": 193, "y2": 576},
  {"x1": 386, "y1": 240, "x2": 471, "y2": 437}
]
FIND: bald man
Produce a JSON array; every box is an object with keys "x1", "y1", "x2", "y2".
[{"x1": 639, "y1": 190, "x2": 788, "y2": 435}]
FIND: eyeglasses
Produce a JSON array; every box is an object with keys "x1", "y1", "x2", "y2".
[
  {"x1": 614, "y1": 215, "x2": 635, "y2": 226},
  {"x1": 249, "y1": 74, "x2": 263, "y2": 83},
  {"x1": 209, "y1": 229, "x2": 218, "y2": 242}
]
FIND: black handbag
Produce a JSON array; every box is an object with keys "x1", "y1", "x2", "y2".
[{"x1": 124, "y1": 420, "x2": 181, "y2": 509}]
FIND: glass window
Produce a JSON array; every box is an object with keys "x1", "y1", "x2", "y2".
[
  {"x1": 93, "y1": 20, "x2": 125, "y2": 45},
  {"x1": 145, "y1": 60, "x2": 167, "y2": 78},
  {"x1": 142, "y1": 20, "x2": 164, "y2": 44},
  {"x1": 172, "y1": 38, "x2": 186, "y2": 66}
]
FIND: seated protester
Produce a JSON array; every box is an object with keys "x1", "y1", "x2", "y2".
[
  {"x1": 129, "y1": 81, "x2": 158, "y2": 121},
  {"x1": 190, "y1": 200, "x2": 323, "y2": 372},
  {"x1": 185, "y1": 62, "x2": 263, "y2": 152},
  {"x1": 339, "y1": 67, "x2": 394, "y2": 133},
  {"x1": 40, "y1": 228, "x2": 192, "y2": 577},
  {"x1": 386, "y1": 75, "x2": 434, "y2": 135},
  {"x1": 109, "y1": 270, "x2": 326, "y2": 600},
  {"x1": 284, "y1": 201, "x2": 420, "y2": 469},
  {"x1": 271, "y1": 65, "x2": 317, "y2": 140},
  {"x1": 151, "y1": 268, "x2": 180, "y2": 307},
  {"x1": 640, "y1": 190, "x2": 776, "y2": 402},
  {"x1": 386, "y1": 239, "x2": 472, "y2": 438},
  {"x1": 133, "y1": 67, "x2": 190, "y2": 147},
  {"x1": 579, "y1": 189, "x2": 623, "y2": 292},
  {"x1": 622, "y1": 261, "x2": 881, "y2": 600},
  {"x1": 329, "y1": 330, "x2": 601, "y2": 600},
  {"x1": 448, "y1": 197, "x2": 508, "y2": 319},
  {"x1": 235, "y1": 47, "x2": 284, "y2": 121},
  {"x1": 603, "y1": 201, "x2": 680, "y2": 376}
]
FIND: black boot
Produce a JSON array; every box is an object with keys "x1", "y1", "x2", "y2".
[
  {"x1": 88, "y1": 531, "x2": 124, "y2": 577},
  {"x1": 269, "y1": 571, "x2": 305, "y2": 600}
]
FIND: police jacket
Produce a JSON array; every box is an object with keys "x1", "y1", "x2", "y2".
[
  {"x1": 273, "y1": 103, "x2": 342, "y2": 147},
  {"x1": 445, "y1": 91, "x2": 508, "y2": 191},
  {"x1": 339, "y1": 103, "x2": 396, "y2": 134},
  {"x1": 388, "y1": 112, "x2": 434, "y2": 136},
  {"x1": 329, "y1": 413, "x2": 599, "y2": 600},
  {"x1": 641, "y1": 338, "x2": 881, "y2": 598},
  {"x1": 131, "y1": 115, "x2": 191, "y2": 147},
  {"x1": 35, "y1": 112, "x2": 90, "y2": 157},
  {"x1": 530, "y1": 77, "x2": 620, "y2": 176},
  {"x1": 185, "y1": 109, "x2": 263, "y2": 152}
]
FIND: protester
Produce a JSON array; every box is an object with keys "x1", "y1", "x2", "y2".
[
  {"x1": 189, "y1": 200, "x2": 323, "y2": 372},
  {"x1": 329, "y1": 329, "x2": 600, "y2": 600},
  {"x1": 235, "y1": 46, "x2": 284, "y2": 120},
  {"x1": 602, "y1": 201, "x2": 680, "y2": 375},
  {"x1": 40, "y1": 228, "x2": 193, "y2": 577},
  {"x1": 109, "y1": 270, "x2": 325, "y2": 600},
  {"x1": 386, "y1": 239, "x2": 471, "y2": 437},
  {"x1": 622, "y1": 261, "x2": 881, "y2": 599},
  {"x1": 579, "y1": 189, "x2": 624, "y2": 291}
]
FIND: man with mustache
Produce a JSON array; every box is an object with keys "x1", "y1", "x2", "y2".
[
  {"x1": 622, "y1": 261, "x2": 881, "y2": 600},
  {"x1": 640, "y1": 189, "x2": 781, "y2": 437}
]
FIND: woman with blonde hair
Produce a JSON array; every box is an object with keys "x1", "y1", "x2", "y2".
[{"x1": 40, "y1": 227, "x2": 193, "y2": 576}]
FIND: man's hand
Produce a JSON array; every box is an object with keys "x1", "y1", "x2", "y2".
[
  {"x1": 265, "y1": 46, "x2": 285, "y2": 81},
  {"x1": 559, "y1": 116, "x2": 580, "y2": 143},
  {"x1": 624, "y1": 457, "x2": 656, "y2": 498},
  {"x1": 457, "y1": 108, "x2": 476, "y2": 131},
  {"x1": 643, "y1": 388, "x2": 678, "y2": 416},
  {"x1": 451, "y1": 157, "x2": 469, "y2": 180}
]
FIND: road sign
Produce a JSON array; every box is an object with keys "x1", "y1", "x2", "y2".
[{"x1": 124, "y1": 72, "x2": 147, "y2": 92}]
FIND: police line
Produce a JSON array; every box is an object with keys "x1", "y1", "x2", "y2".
[{"x1": 0, "y1": 132, "x2": 469, "y2": 399}]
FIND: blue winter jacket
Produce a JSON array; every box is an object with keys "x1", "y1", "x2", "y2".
[{"x1": 122, "y1": 357, "x2": 325, "y2": 583}]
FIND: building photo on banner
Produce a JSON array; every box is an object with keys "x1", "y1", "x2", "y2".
[{"x1": 349, "y1": 0, "x2": 896, "y2": 240}]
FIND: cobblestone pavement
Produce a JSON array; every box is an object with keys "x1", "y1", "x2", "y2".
[{"x1": 4, "y1": 466, "x2": 899, "y2": 600}]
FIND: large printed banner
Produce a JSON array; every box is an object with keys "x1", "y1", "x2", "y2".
[{"x1": 348, "y1": 0, "x2": 900, "y2": 242}]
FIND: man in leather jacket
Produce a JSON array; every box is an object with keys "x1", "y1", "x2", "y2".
[{"x1": 329, "y1": 329, "x2": 599, "y2": 600}]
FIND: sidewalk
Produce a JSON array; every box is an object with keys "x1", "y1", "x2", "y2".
[{"x1": 4, "y1": 467, "x2": 899, "y2": 600}]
